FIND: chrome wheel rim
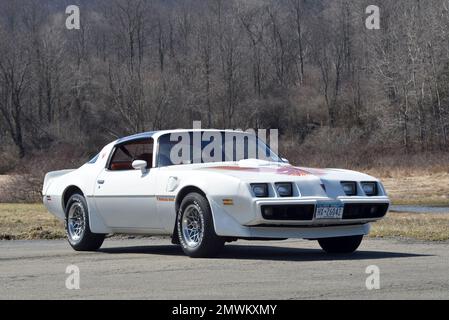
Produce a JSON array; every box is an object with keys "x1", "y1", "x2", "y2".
[
  {"x1": 181, "y1": 204, "x2": 204, "y2": 248},
  {"x1": 68, "y1": 202, "x2": 85, "y2": 242}
]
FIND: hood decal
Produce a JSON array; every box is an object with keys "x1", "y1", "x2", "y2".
[{"x1": 203, "y1": 165, "x2": 311, "y2": 176}]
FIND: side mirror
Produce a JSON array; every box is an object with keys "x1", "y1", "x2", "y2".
[
  {"x1": 132, "y1": 160, "x2": 147, "y2": 174},
  {"x1": 281, "y1": 158, "x2": 289, "y2": 163}
]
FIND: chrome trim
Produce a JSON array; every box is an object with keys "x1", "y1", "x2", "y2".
[{"x1": 87, "y1": 195, "x2": 156, "y2": 198}]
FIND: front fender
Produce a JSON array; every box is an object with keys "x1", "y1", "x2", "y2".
[
  {"x1": 209, "y1": 198, "x2": 251, "y2": 237},
  {"x1": 172, "y1": 172, "x2": 252, "y2": 235}
]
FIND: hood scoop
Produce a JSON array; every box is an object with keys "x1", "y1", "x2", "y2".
[{"x1": 237, "y1": 159, "x2": 279, "y2": 168}]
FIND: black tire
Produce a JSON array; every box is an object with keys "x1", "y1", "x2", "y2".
[
  {"x1": 65, "y1": 193, "x2": 105, "y2": 251},
  {"x1": 318, "y1": 235, "x2": 363, "y2": 254},
  {"x1": 177, "y1": 192, "x2": 225, "y2": 258}
]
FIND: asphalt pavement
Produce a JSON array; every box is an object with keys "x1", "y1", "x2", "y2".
[{"x1": 1, "y1": 237, "x2": 448, "y2": 299}]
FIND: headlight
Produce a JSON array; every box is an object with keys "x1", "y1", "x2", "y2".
[
  {"x1": 341, "y1": 181, "x2": 357, "y2": 196},
  {"x1": 251, "y1": 183, "x2": 269, "y2": 197},
  {"x1": 275, "y1": 182, "x2": 293, "y2": 197},
  {"x1": 361, "y1": 182, "x2": 378, "y2": 196}
]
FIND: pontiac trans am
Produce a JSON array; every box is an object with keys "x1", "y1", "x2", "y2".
[{"x1": 42, "y1": 129, "x2": 389, "y2": 257}]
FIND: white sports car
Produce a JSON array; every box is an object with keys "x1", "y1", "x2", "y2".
[{"x1": 43, "y1": 129, "x2": 389, "y2": 257}]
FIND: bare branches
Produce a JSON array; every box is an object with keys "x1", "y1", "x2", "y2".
[{"x1": 0, "y1": 0, "x2": 448, "y2": 166}]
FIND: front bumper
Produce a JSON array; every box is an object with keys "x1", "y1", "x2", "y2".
[{"x1": 209, "y1": 196, "x2": 388, "y2": 238}]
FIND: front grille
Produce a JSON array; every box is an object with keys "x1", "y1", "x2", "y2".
[
  {"x1": 261, "y1": 204, "x2": 315, "y2": 220},
  {"x1": 342, "y1": 203, "x2": 388, "y2": 219},
  {"x1": 260, "y1": 203, "x2": 388, "y2": 221}
]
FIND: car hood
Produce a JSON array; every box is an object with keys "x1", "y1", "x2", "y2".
[
  {"x1": 160, "y1": 159, "x2": 383, "y2": 198},
  {"x1": 195, "y1": 159, "x2": 376, "y2": 182}
]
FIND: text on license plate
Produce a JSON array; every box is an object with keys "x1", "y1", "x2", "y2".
[{"x1": 315, "y1": 202, "x2": 344, "y2": 219}]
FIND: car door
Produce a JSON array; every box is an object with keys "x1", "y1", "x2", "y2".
[{"x1": 93, "y1": 138, "x2": 161, "y2": 230}]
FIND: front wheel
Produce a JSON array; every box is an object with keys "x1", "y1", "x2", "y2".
[
  {"x1": 177, "y1": 192, "x2": 225, "y2": 258},
  {"x1": 318, "y1": 235, "x2": 363, "y2": 254},
  {"x1": 65, "y1": 193, "x2": 105, "y2": 251}
]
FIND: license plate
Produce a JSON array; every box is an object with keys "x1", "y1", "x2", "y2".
[{"x1": 315, "y1": 201, "x2": 344, "y2": 219}]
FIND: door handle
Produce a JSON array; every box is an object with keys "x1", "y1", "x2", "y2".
[{"x1": 97, "y1": 179, "x2": 105, "y2": 184}]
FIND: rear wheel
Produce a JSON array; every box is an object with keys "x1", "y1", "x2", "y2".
[
  {"x1": 177, "y1": 192, "x2": 225, "y2": 258},
  {"x1": 318, "y1": 235, "x2": 363, "y2": 254},
  {"x1": 65, "y1": 194, "x2": 105, "y2": 251}
]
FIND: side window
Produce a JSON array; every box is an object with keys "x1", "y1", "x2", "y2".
[
  {"x1": 157, "y1": 133, "x2": 193, "y2": 167},
  {"x1": 109, "y1": 139, "x2": 153, "y2": 171}
]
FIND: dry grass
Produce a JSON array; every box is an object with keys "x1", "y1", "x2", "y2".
[
  {"x1": 0, "y1": 203, "x2": 448, "y2": 242},
  {"x1": 370, "y1": 212, "x2": 449, "y2": 241},
  {"x1": 0, "y1": 203, "x2": 64, "y2": 240},
  {"x1": 378, "y1": 171, "x2": 449, "y2": 205}
]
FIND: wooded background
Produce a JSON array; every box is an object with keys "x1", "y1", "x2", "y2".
[{"x1": 1, "y1": 0, "x2": 449, "y2": 178}]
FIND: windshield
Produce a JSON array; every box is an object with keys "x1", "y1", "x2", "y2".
[{"x1": 157, "y1": 131, "x2": 281, "y2": 167}]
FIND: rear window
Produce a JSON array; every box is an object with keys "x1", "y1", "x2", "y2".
[{"x1": 87, "y1": 153, "x2": 99, "y2": 164}]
